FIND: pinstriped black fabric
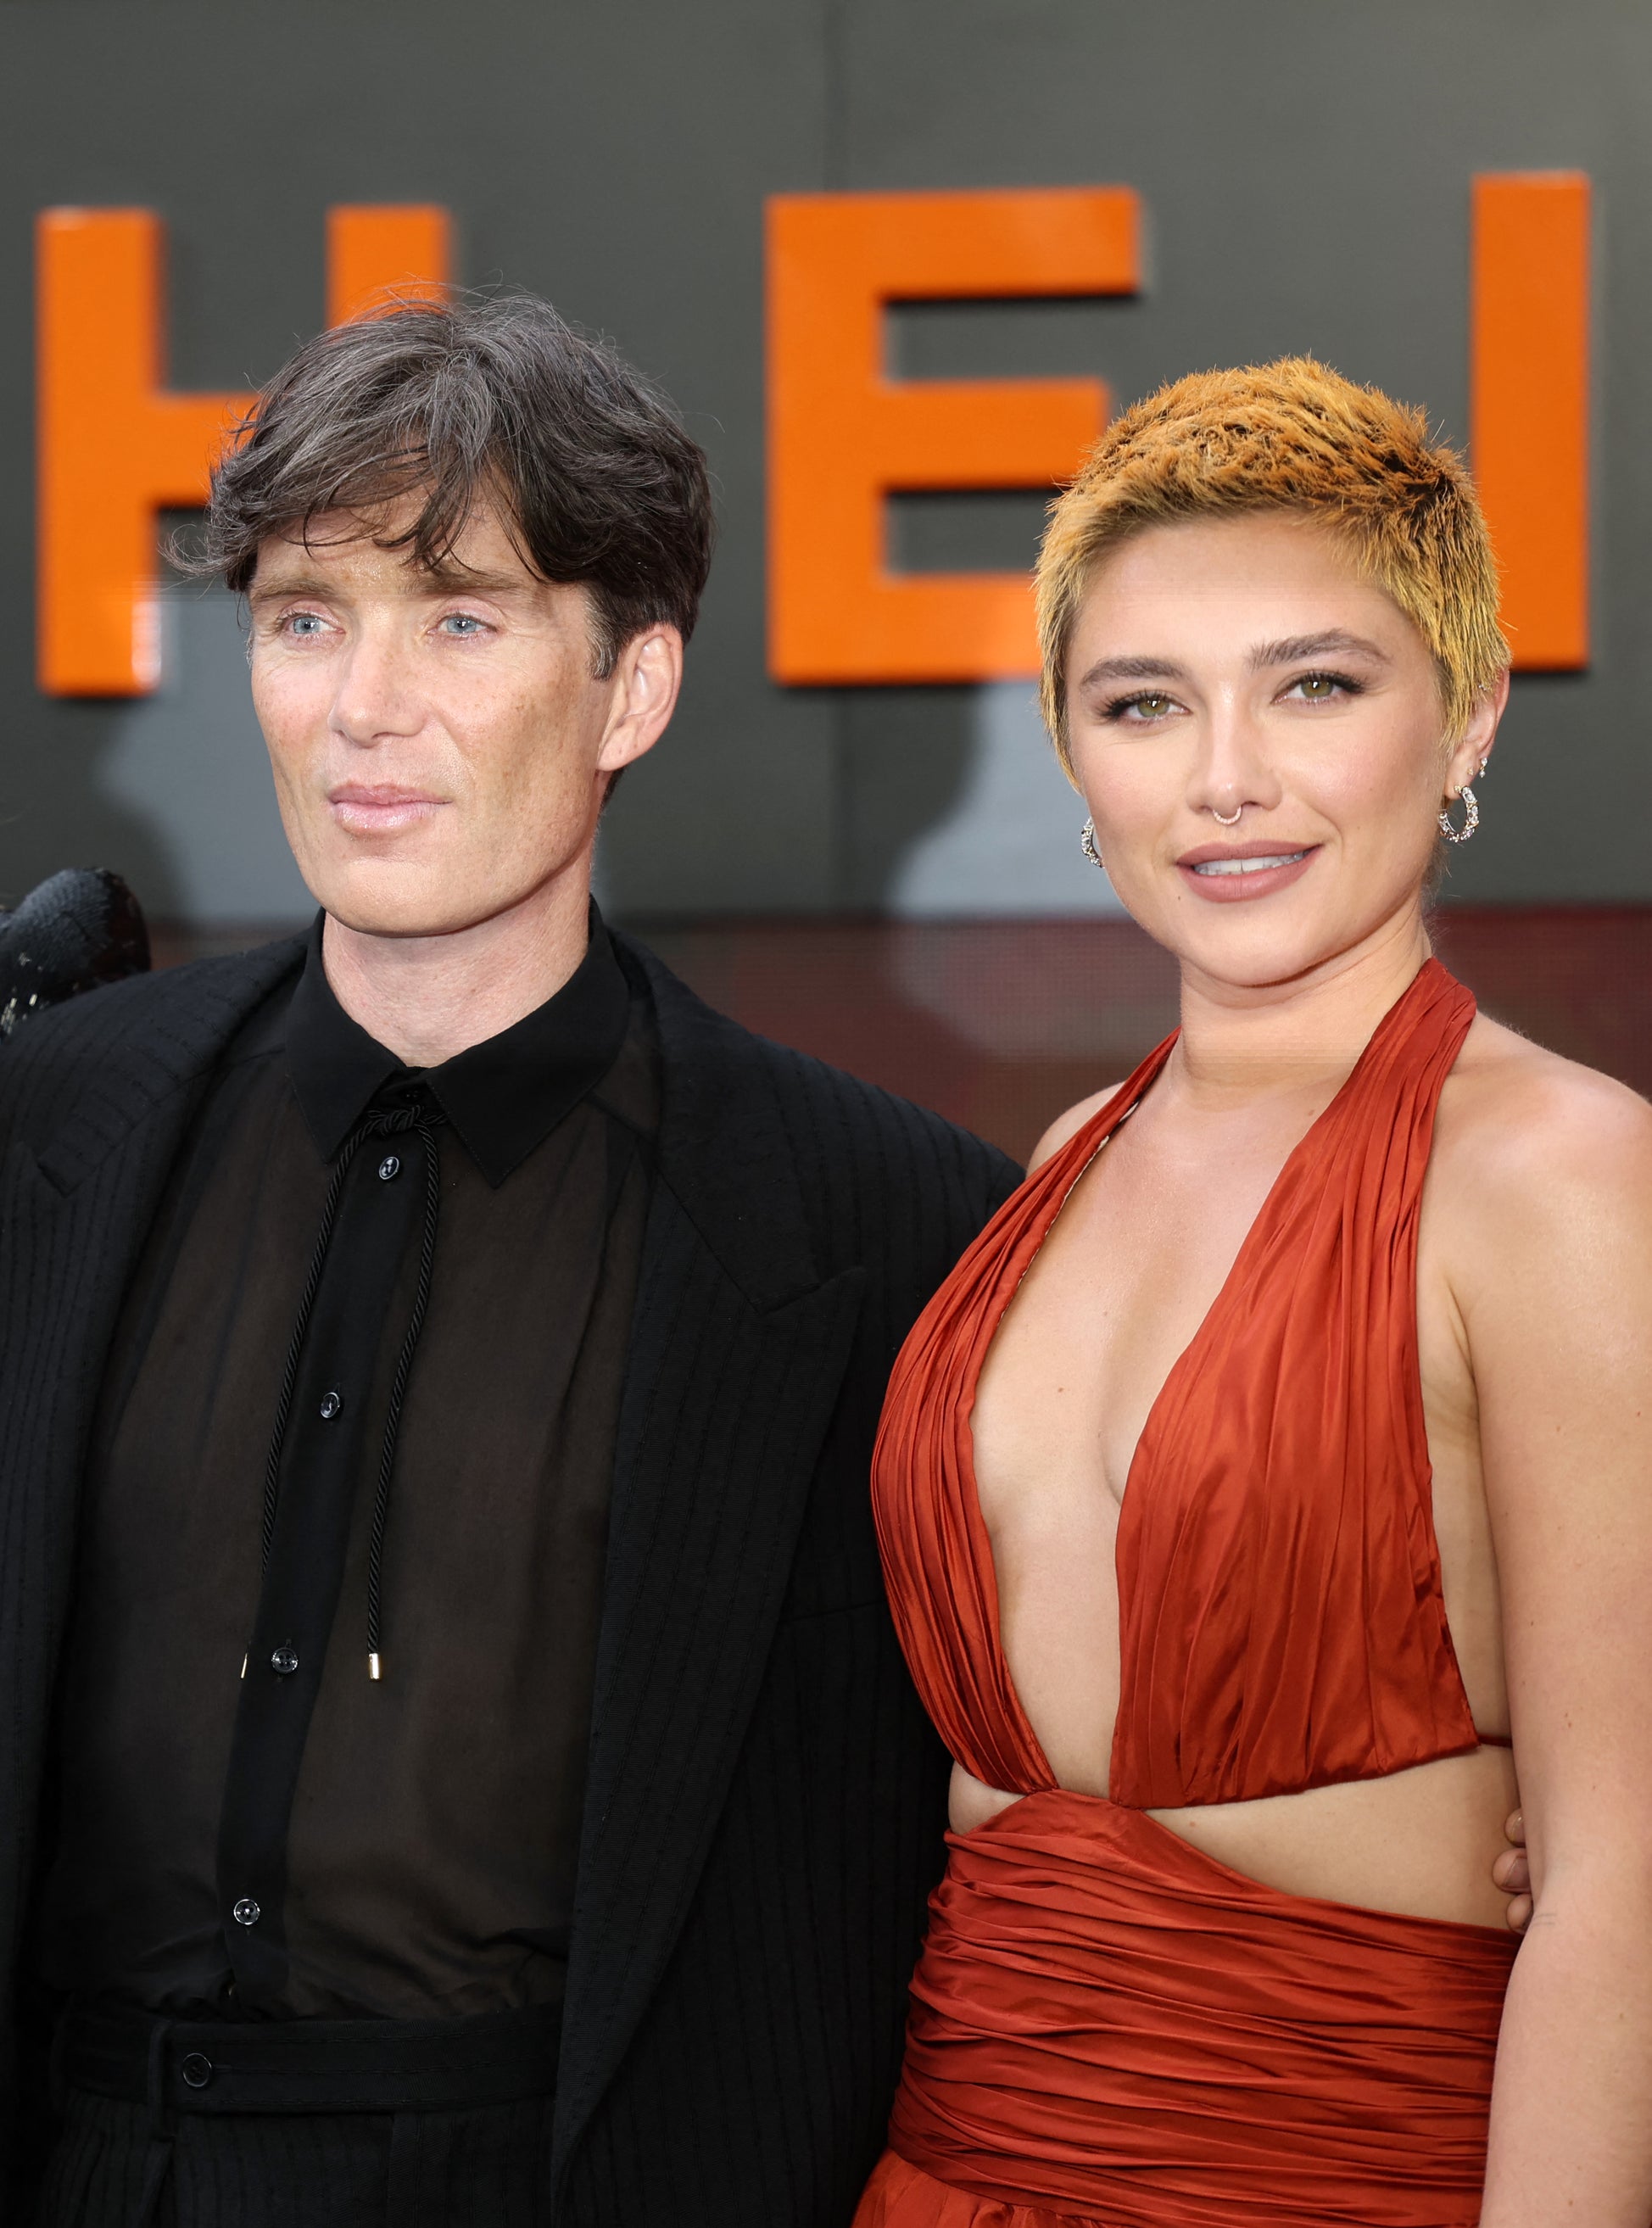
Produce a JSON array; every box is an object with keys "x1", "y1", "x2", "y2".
[
  {"x1": 38, "y1": 2086, "x2": 555, "y2": 2225},
  {"x1": 3, "y1": 930, "x2": 1019, "y2": 2227},
  {"x1": 550, "y1": 940, "x2": 1020, "y2": 2226},
  {"x1": 1, "y1": 941, "x2": 305, "y2": 2192}
]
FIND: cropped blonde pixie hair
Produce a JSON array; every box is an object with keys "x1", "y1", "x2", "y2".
[{"x1": 1035, "y1": 357, "x2": 1509, "y2": 779}]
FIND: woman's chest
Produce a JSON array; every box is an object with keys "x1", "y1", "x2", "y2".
[{"x1": 972, "y1": 1124, "x2": 1303, "y2": 1517}]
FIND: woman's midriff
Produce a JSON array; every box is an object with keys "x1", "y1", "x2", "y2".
[
  {"x1": 1151, "y1": 1745, "x2": 1520, "y2": 1929},
  {"x1": 952, "y1": 1744, "x2": 1520, "y2": 1929},
  {"x1": 868, "y1": 1786, "x2": 1518, "y2": 2228}
]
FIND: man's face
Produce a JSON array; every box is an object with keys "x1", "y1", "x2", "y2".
[{"x1": 248, "y1": 497, "x2": 678, "y2": 938}]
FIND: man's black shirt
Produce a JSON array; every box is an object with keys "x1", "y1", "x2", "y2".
[{"x1": 37, "y1": 917, "x2": 656, "y2": 2021}]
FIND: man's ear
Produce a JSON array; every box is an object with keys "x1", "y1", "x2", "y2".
[{"x1": 598, "y1": 625, "x2": 684, "y2": 778}]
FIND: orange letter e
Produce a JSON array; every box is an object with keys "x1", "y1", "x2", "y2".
[{"x1": 767, "y1": 186, "x2": 1140, "y2": 685}]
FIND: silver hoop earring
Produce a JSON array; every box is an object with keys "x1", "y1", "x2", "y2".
[
  {"x1": 1080, "y1": 818, "x2": 1105, "y2": 871},
  {"x1": 1211, "y1": 804, "x2": 1243, "y2": 827},
  {"x1": 1438, "y1": 785, "x2": 1480, "y2": 844}
]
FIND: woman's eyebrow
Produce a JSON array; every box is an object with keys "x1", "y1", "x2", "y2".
[
  {"x1": 1074, "y1": 654, "x2": 1192, "y2": 689},
  {"x1": 1248, "y1": 630, "x2": 1391, "y2": 671}
]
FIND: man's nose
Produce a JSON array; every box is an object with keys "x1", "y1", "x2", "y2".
[{"x1": 330, "y1": 628, "x2": 423, "y2": 745}]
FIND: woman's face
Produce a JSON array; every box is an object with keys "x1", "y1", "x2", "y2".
[{"x1": 1063, "y1": 513, "x2": 1504, "y2": 991}]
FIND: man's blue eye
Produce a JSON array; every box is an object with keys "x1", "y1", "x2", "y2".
[
  {"x1": 443, "y1": 614, "x2": 483, "y2": 635},
  {"x1": 288, "y1": 613, "x2": 325, "y2": 635}
]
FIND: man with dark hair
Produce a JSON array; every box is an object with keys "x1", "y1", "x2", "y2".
[{"x1": 0, "y1": 297, "x2": 1018, "y2": 2226}]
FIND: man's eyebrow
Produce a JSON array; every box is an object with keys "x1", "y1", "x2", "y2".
[
  {"x1": 1074, "y1": 654, "x2": 1193, "y2": 690},
  {"x1": 247, "y1": 562, "x2": 532, "y2": 603},
  {"x1": 1248, "y1": 630, "x2": 1391, "y2": 671},
  {"x1": 246, "y1": 568, "x2": 332, "y2": 604},
  {"x1": 416, "y1": 563, "x2": 533, "y2": 595}
]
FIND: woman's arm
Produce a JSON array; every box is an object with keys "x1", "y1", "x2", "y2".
[{"x1": 1454, "y1": 1059, "x2": 1652, "y2": 2225}]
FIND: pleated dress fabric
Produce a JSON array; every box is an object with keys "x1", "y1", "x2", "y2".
[{"x1": 858, "y1": 960, "x2": 1519, "y2": 2228}]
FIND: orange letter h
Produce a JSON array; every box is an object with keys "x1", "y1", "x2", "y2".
[{"x1": 36, "y1": 205, "x2": 449, "y2": 696}]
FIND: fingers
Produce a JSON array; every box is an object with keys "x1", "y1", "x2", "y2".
[
  {"x1": 1492, "y1": 1847, "x2": 1532, "y2": 1895},
  {"x1": 1496, "y1": 1807, "x2": 1533, "y2": 1930}
]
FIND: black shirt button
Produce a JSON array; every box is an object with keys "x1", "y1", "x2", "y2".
[
  {"x1": 377, "y1": 1155, "x2": 401, "y2": 1181},
  {"x1": 318, "y1": 1391, "x2": 342, "y2": 1420},
  {"x1": 180, "y1": 2052, "x2": 213, "y2": 2090},
  {"x1": 270, "y1": 1644, "x2": 299, "y2": 1677},
  {"x1": 232, "y1": 1896, "x2": 260, "y2": 1927}
]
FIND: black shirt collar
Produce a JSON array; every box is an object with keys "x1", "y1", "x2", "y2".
[{"x1": 286, "y1": 907, "x2": 633, "y2": 1186}]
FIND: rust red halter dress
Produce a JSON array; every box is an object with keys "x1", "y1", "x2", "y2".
[{"x1": 857, "y1": 961, "x2": 1517, "y2": 2228}]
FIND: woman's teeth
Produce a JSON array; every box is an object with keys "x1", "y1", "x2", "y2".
[{"x1": 1192, "y1": 852, "x2": 1308, "y2": 877}]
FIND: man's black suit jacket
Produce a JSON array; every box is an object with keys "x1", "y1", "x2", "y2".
[{"x1": 0, "y1": 930, "x2": 1020, "y2": 2225}]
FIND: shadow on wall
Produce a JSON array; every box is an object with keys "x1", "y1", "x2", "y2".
[
  {"x1": 882, "y1": 682, "x2": 1125, "y2": 920},
  {"x1": 6, "y1": 590, "x2": 310, "y2": 924},
  {"x1": 93, "y1": 592, "x2": 312, "y2": 924},
  {"x1": 841, "y1": 680, "x2": 1126, "y2": 919},
  {"x1": 0, "y1": 714, "x2": 177, "y2": 919}
]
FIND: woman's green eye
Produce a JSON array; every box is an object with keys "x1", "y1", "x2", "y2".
[
  {"x1": 1298, "y1": 674, "x2": 1338, "y2": 701},
  {"x1": 1134, "y1": 694, "x2": 1172, "y2": 718}
]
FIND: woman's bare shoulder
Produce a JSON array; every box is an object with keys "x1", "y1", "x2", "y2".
[
  {"x1": 1026, "y1": 1083, "x2": 1126, "y2": 1174},
  {"x1": 1437, "y1": 1012, "x2": 1652, "y2": 1246}
]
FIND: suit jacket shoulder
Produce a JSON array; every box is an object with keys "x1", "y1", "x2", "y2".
[
  {"x1": 0, "y1": 938, "x2": 304, "y2": 1182},
  {"x1": 617, "y1": 930, "x2": 1021, "y2": 1314}
]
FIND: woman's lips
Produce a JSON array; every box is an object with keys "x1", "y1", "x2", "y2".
[
  {"x1": 327, "y1": 786, "x2": 445, "y2": 835},
  {"x1": 1175, "y1": 841, "x2": 1320, "y2": 904}
]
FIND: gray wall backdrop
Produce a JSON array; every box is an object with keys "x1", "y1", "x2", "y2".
[{"x1": 0, "y1": 0, "x2": 1643, "y2": 925}]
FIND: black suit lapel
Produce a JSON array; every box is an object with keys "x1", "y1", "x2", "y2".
[{"x1": 552, "y1": 947, "x2": 867, "y2": 2185}]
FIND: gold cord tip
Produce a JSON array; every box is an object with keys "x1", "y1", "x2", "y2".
[
  {"x1": 368, "y1": 1652, "x2": 382, "y2": 1681},
  {"x1": 239, "y1": 1654, "x2": 248, "y2": 1680}
]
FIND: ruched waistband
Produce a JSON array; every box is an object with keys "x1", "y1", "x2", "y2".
[{"x1": 879, "y1": 1790, "x2": 1517, "y2": 2228}]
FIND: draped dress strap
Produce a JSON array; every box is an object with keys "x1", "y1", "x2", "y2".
[
  {"x1": 872, "y1": 1029, "x2": 1178, "y2": 1798},
  {"x1": 1111, "y1": 958, "x2": 1482, "y2": 1803}
]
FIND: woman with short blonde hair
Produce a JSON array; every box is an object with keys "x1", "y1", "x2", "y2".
[{"x1": 857, "y1": 360, "x2": 1652, "y2": 2225}]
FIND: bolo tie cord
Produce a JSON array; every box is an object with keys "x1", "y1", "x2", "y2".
[{"x1": 256, "y1": 1099, "x2": 445, "y2": 1682}]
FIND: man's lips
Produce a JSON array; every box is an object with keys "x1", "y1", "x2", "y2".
[
  {"x1": 327, "y1": 785, "x2": 447, "y2": 834},
  {"x1": 1175, "y1": 839, "x2": 1320, "y2": 902}
]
